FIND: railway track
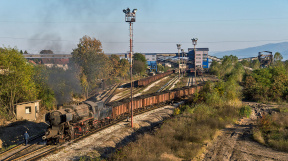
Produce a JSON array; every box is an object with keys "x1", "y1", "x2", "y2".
[
  {"x1": 157, "y1": 75, "x2": 179, "y2": 92},
  {"x1": 16, "y1": 102, "x2": 170, "y2": 161},
  {"x1": 100, "y1": 83, "x2": 120, "y2": 103},
  {"x1": 0, "y1": 132, "x2": 45, "y2": 160}
]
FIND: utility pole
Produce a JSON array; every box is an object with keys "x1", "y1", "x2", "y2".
[
  {"x1": 177, "y1": 44, "x2": 181, "y2": 79},
  {"x1": 181, "y1": 49, "x2": 184, "y2": 77},
  {"x1": 192, "y1": 38, "x2": 198, "y2": 86},
  {"x1": 123, "y1": 8, "x2": 137, "y2": 128}
]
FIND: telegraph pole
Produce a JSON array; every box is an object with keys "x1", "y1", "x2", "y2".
[
  {"x1": 123, "y1": 8, "x2": 137, "y2": 128},
  {"x1": 177, "y1": 44, "x2": 181, "y2": 79},
  {"x1": 181, "y1": 49, "x2": 184, "y2": 77},
  {"x1": 192, "y1": 38, "x2": 198, "y2": 86}
]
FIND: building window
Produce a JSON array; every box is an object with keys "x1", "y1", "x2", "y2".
[
  {"x1": 25, "y1": 106, "x2": 31, "y2": 114},
  {"x1": 152, "y1": 55, "x2": 155, "y2": 57},
  {"x1": 35, "y1": 106, "x2": 38, "y2": 113}
]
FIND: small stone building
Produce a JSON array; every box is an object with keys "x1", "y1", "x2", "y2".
[{"x1": 16, "y1": 100, "x2": 41, "y2": 121}]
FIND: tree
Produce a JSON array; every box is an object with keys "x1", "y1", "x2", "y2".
[
  {"x1": 133, "y1": 53, "x2": 147, "y2": 75},
  {"x1": 33, "y1": 65, "x2": 56, "y2": 110},
  {"x1": 23, "y1": 50, "x2": 28, "y2": 54},
  {"x1": 133, "y1": 60, "x2": 146, "y2": 75},
  {"x1": 274, "y1": 52, "x2": 283, "y2": 66},
  {"x1": 109, "y1": 54, "x2": 121, "y2": 77},
  {"x1": 20, "y1": 50, "x2": 23, "y2": 54},
  {"x1": 274, "y1": 52, "x2": 283, "y2": 62},
  {"x1": 40, "y1": 50, "x2": 54, "y2": 54},
  {"x1": 119, "y1": 59, "x2": 130, "y2": 78},
  {"x1": 133, "y1": 53, "x2": 146, "y2": 63},
  {"x1": 157, "y1": 64, "x2": 165, "y2": 72},
  {"x1": 241, "y1": 59, "x2": 250, "y2": 67},
  {"x1": 0, "y1": 48, "x2": 37, "y2": 117},
  {"x1": 72, "y1": 35, "x2": 111, "y2": 85},
  {"x1": 251, "y1": 59, "x2": 260, "y2": 69}
]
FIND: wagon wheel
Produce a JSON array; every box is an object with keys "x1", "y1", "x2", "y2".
[{"x1": 83, "y1": 124, "x2": 89, "y2": 135}]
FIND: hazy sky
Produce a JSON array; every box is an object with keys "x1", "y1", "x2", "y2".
[{"x1": 0, "y1": 0, "x2": 287, "y2": 54}]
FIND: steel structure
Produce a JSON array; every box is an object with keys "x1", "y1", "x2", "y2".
[
  {"x1": 123, "y1": 8, "x2": 137, "y2": 128},
  {"x1": 258, "y1": 51, "x2": 273, "y2": 68}
]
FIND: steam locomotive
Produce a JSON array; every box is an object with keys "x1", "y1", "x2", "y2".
[
  {"x1": 43, "y1": 84, "x2": 204, "y2": 144},
  {"x1": 43, "y1": 101, "x2": 112, "y2": 144}
]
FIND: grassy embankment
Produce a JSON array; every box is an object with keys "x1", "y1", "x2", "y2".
[
  {"x1": 110, "y1": 56, "x2": 247, "y2": 160},
  {"x1": 111, "y1": 78, "x2": 246, "y2": 160}
]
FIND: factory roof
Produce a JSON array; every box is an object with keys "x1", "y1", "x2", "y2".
[{"x1": 188, "y1": 48, "x2": 209, "y2": 51}]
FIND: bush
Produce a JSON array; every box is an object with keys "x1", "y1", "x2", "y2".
[
  {"x1": 239, "y1": 105, "x2": 252, "y2": 118},
  {"x1": 253, "y1": 128, "x2": 265, "y2": 144}
]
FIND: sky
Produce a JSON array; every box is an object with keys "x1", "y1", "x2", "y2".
[{"x1": 0, "y1": 0, "x2": 287, "y2": 55}]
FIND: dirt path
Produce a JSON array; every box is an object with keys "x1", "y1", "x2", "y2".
[
  {"x1": 40, "y1": 103, "x2": 180, "y2": 161},
  {"x1": 202, "y1": 102, "x2": 288, "y2": 161}
]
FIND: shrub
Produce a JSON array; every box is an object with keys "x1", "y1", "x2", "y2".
[
  {"x1": 173, "y1": 108, "x2": 180, "y2": 115},
  {"x1": 239, "y1": 105, "x2": 252, "y2": 118},
  {"x1": 253, "y1": 128, "x2": 265, "y2": 144}
]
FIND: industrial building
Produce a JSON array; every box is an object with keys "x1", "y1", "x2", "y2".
[
  {"x1": 187, "y1": 48, "x2": 209, "y2": 69},
  {"x1": 145, "y1": 53, "x2": 157, "y2": 72}
]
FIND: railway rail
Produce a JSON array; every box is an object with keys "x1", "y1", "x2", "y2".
[
  {"x1": 13, "y1": 102, "x2": 172, "y2": 161},
  {"x1": 99, "y1": 83, "x2": 120, "y2": 103},
  {"x1": 0, "y1": 132, "x2": 45, "y2": 160},
  {"x1": 2, "y1": 74, "x2": 216, "y2": 160},
  {"x1": 157, "y1": 75, "x2": 179, "y2": 92}
]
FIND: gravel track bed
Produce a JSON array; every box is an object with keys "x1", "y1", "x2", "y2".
[{"x1": 40, "y1": 104, "x2": 179, "y2": 161}]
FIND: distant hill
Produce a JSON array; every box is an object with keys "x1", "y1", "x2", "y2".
[{"x1": 211, "y1": 42, "x2": 288, "y2": 60}]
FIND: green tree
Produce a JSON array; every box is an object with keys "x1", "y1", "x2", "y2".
[
  {"x1": 133, "y1": 53, "x2": 146, "y2": 63},
  {"x1": 33, "y1": 65, "x2": 56, "y2": 110},
  {"x1": 72, "y1": 36, "x2": 111, "y2": 85},
  {"x1": 119, "y1": 59, "x2": 130, "y2": 78},
  {"x1": 0, "y1": 48, "x2": 37, "y2": 117},
  {"x1": 241, "y1": 59, "x2": 250, "y2": 67},
  {"x1": 274, "y1": 52, "x2": 283, "y2": 62},
  {"x1": 251, "y1": 59, "x2": 260, "y2": 69},
  {"x1": 157, "y1": 63, "x2": 165, "y2": 72},
  {"x1": 109, "y1": 54, "x2": 121, "y2": 77},
  {"x1": 133, "y1": 53, "x2": 147, "y2": 75},
  {"x1": 133, "y1": 60, "x2": 146, "y2": 75}
]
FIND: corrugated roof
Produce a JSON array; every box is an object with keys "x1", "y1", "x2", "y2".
[
  {"x1": 15, "y1": 100, "x2": 41, "y2": 105},
  {"x1": 188, "y1": 48, "x2": 209, "y2": 51}
]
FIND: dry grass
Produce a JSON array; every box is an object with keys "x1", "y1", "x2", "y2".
[
  {"x1": 253, "y1": 128, "x2": 265, "y2": 144},
  {"x1": 254, "y1": 112, "x2": 288, "y2": 152},
  {"x1": 111, "y1": 102, "x2": 239, "y2": 160}
]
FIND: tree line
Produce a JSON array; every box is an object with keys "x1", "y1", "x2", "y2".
[{"x1": 0, "y1": 35, "x2": 148, "y2": 120}]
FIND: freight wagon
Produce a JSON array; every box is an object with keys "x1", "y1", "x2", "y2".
[{"x1": 43, "y1": 82, "x2": 204, "y2": 144}]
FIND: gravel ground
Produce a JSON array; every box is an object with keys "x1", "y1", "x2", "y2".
[
  {"x1": 40, "y1": 103, "x2": 180, "y2": 161},
  {"x1": 202, "y1": 102, "x2": 288, "y2": 161}
]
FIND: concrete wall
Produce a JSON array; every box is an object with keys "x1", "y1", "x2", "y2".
[{"x1": 16, "y1": 102, "x2": 40, "y2": 121}]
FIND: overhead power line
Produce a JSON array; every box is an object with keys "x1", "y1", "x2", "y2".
[
  {"x1": 0, "y1": 36, "x2": 288, "y2": 44},
  {"x1": 0, "y1": 17, "x2": 288, "y2": 24}
]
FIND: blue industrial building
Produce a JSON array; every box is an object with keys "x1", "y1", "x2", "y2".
[
  {"x1": 187, "y1": 48, "x2": 209, "y2": 69},
  {"x1": 145, "y1": 53, "x2": 157, "y2": 72}
]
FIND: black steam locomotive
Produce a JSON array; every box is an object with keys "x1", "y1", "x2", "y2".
[{"x1": 43, "y1": 101, "x2": 112, "y2": 144}]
